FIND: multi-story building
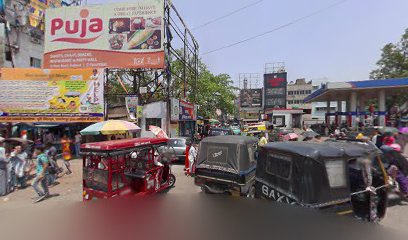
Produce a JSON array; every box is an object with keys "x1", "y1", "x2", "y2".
[
  {"x1": 1, "y1": 0, "x2": 46, "y2": 68},
  {"x1": 1, "y1": 0, "x2": 80, "y2": 68},
  {"x1": 287, "y1": 78, "x2": 313, "y2": 110},
  {"x1": 287, "y1": 78, "x2": 313, "y2": 123}
]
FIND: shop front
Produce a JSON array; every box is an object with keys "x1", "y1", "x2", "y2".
[
  {"x1": 140, "y1": 101, "x2": 168, "y2": 137},
  {"x1": 0, "y1": 68, "x2": 105, "y2": 151},
  {"x1": 265, "y1": 109, "x2": 304, "y2": 128}
]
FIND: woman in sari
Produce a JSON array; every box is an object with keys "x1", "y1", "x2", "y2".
[{"x1": 60, "y1": 135, "x2": 73, "y2": 175}]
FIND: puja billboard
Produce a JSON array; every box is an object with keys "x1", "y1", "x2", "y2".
[{"x1": 44, "y1": 0, "x2": 165, "y2": 69}]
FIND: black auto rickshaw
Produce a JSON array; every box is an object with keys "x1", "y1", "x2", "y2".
[
  {"x1": 255, "y1": 141, "x2": 388, "y2": 222},
  {"x1": 195, "y1": 136, "x2": 258, "y2": 196}
]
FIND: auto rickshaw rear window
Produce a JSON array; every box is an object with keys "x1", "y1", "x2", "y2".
[
  {"x1": 247, "y1": 144, "x2": 256, "y2": 164},
  {"x1": 207, "y1": 146, "x2": 228, "y2": 164},
  {"x1": 266, "y1": 153, "x2": 292, "y2": 180},
  {"x1": 325, "y1": 159, "x2": 347, "y2": 188}
]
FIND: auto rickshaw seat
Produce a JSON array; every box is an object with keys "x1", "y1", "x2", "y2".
[{"x1": 125, "y1": 169, "x2": 146, "y2": 179}]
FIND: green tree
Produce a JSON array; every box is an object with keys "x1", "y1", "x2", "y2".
[
  {"x1": 370, "y1": 28, "x2": 408, "y2": 79},
  {"x1": 170, "y1": 49, "x2": 237, "y2": 118},
  {"x1": 370, "y1": 28, "x2": 408, "y2": 107}
]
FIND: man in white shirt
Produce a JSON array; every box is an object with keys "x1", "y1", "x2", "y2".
[
  {"x1": 188, "y1": 142, "x2": 198, "y2": 173},
  {"x1": 10, "y1": 145, "x2": 28, "y2": 188},
  {"x1": 0, "y1": 138, "x2": 5, "y2": 162}
]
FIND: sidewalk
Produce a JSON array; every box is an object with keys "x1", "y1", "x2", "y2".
[{"x1": 0, "y1": 159, "x2": 83, "y2": 212}]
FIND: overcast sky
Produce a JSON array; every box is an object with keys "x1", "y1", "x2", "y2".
[{"x1": 89, "y1": 0, "x2": 408, "y2": 85}]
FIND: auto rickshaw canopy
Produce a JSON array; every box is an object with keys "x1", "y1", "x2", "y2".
[
  {"x1": 196, "y1": 136, "x2": 258, "y2": 175},
  {"x1": 256, "y1": 141, "x2": 385, "y2": 207},
  {"x1": 80, "y1": 138, "x2": 168, "y2": 156}
]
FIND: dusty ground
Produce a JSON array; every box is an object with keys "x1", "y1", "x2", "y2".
[{"x1": 1, "y1": 158, "x2": 408, "y2": 235}]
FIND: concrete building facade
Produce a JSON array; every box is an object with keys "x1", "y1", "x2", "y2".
[{"x1": 2, "y1": 0, "x2": 45, "y2": 68}]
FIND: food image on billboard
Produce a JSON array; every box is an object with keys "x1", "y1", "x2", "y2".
[
  {"x1": 240, "y1": 89, "x2": 262, "y2": 108},
  {"x1": 44, "y1": 0, "x2": 164, "y2": 69},
  {"x1": 0, "y1": 68, "x2": 104, "y2": 123},
  {"x1": 264, "y1": 72, "x2": 287, "y2": 109}
]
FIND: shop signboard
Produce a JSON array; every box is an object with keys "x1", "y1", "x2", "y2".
[
  {"x1": 125, "y1": 95, "x2": 138, "y2": 121},
  {"x1": 240, "y1": 88, "x2": 262, "y2": 108},
  {"x1": 170, "y1": 98, "x2": 179, "y2": 121},
  {"x1": 137, "y1": 106, "x2": 143, "y2": 118},
  {"x1": 29, "y1": 0, "x2": 62, "y2": 30},
  {"x1": 0, "y1": 68, "x2": 104, "y2": 122},
  {"x1": 44, "y1": 0, "x2": 165, "y2": 69},
  {"x1": 264, "y1": 72, "x2": 287, "y2": 109},
  {"x1": 179, "y1": 100, "x2": 195, "y2": 121}
]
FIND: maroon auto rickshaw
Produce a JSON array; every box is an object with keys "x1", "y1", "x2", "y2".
[{"x1": 81, "y1": 138, "x2": 176, "y2": 200}]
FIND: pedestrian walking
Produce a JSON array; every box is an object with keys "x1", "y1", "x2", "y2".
[
  {"x1": 74, "y1": 131, "x2": 82, "y2": 158},
  {"x1": 44, "y1": 131, "x2": 55, "y2": 145},
  {"x1": 188, "y1": 141, "x2": 198, "y2": 175},
  {"x1": 0, "y1": 137, "x2": 5, "y2": 162},
  {"x1": 32, "y1": 146, "x2": 50, "y2": 203},
  {"x1": 45, "y1": 143, "x2": 59, "y2": 186},
  {"x1": 10, "y1": 145, "x2": 28, "y2": 189},
  {"x1": 258, "y1": 132, "x2": 268, "y2": 146},
  {"x1": 61, "y1": 135, "x2": 73, "y2": 175}
]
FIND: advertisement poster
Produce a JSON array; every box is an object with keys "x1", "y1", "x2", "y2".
[
  {"x1": 125, "y1": 95, "x2": 138, "y2": 121},
  {"x1": 169, "y1": 123, "x2": 179, "y2": 138},
  {"x1": 179, "y1": 100, "x2": 195, "y2": 121},
  {"x1": 170, "y1": 98, "x2": 179, "y2": 121},
  {"x1": 240, "y1": 89, "x2": 262, "y2": 108},
  {"x1": 29, "y1": 0, "x2": 62, "y2": 29},
  {"x1": 137, "y1": 106, "x2": 143, "y2": 118},
  {"x1": 0, "y1": 68, "x2": 104, "y2": 122},
  {"x1": 264, "y1": 72, "x2": 287, "y2": 109},
  {"x1": 44, "y1": 0, "x2": 165, "y2": 69}
]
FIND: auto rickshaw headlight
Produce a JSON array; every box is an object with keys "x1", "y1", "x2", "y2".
[{"x1": 325, "y1": 160, "x2": 346, "y2": 188}]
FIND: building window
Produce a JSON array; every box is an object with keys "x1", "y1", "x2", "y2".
[
  {"x1": 145, "y1": 118, "x2": 161, "y2": 131},
  {"x1": 30, "y1": 57, "x2": 41, "y2": 68},
  {"x1": 288, "y1": 100, "x2": 293, "y2": 104}
]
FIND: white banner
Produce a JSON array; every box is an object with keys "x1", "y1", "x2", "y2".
[
  {"x1": 170, "y1": 98, "x2": 179, "y2": 121},
  {"x1": 125, "y1": 95, "x2": 138, "y2": 122}
]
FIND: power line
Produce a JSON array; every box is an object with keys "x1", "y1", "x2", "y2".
[
  {"x1": 202, "y1": 0, "x2": 348, "y2": 55},
  {"x1": 192, "y1": 0, "x2": 265, "y2": 30}
]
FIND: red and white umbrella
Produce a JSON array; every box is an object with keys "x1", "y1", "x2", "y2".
[
  {"x1": 284, "y1": 133, "x2": 299, "y2": 141},
  {"x1": 148, "y1": 125, "x2": 169, "y2": 139}
]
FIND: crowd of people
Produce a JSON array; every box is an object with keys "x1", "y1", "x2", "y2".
[{"x1": 0, "y1": 131, "x2": 83, "y2": 203}]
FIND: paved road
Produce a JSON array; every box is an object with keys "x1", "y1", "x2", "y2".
[{"x1": 1, "y1": 159, "x2": 408, "y2": 234}]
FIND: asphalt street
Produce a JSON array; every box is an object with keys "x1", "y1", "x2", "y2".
[{"x1": 0, "y1": 159, "x2": 407, "y2": 235}]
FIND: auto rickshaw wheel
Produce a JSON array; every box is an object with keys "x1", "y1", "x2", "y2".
[{"x1": 168, "y1": 174, "x2": 176, "y2": 187}]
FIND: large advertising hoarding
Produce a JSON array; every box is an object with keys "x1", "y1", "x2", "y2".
[
  {"x1": 179, "y1": 100, "x2": 195, "y2": 121},
  {"x1": 0, "y1": 68, "x2": 104, "y2": 122},
  {"x1": 264, "y1": 72, "x2": 287, "y2": 109},
  {"x1": 44, "y1": 0, "x2": 165, "y2": 69},
  {"x1": 240, "y1": 88, "x2": 262, "y2": 108}
]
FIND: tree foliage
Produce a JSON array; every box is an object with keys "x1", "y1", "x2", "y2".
[
  {"x1": 370, "y1": 28, "x2": 408, "y2": 108},
  {"x1": 170, "y1": 49, "x2": 237, "y2": 118},
  {"x1": 105, "y1": 49, "x2": 237, "y2": 119}
]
